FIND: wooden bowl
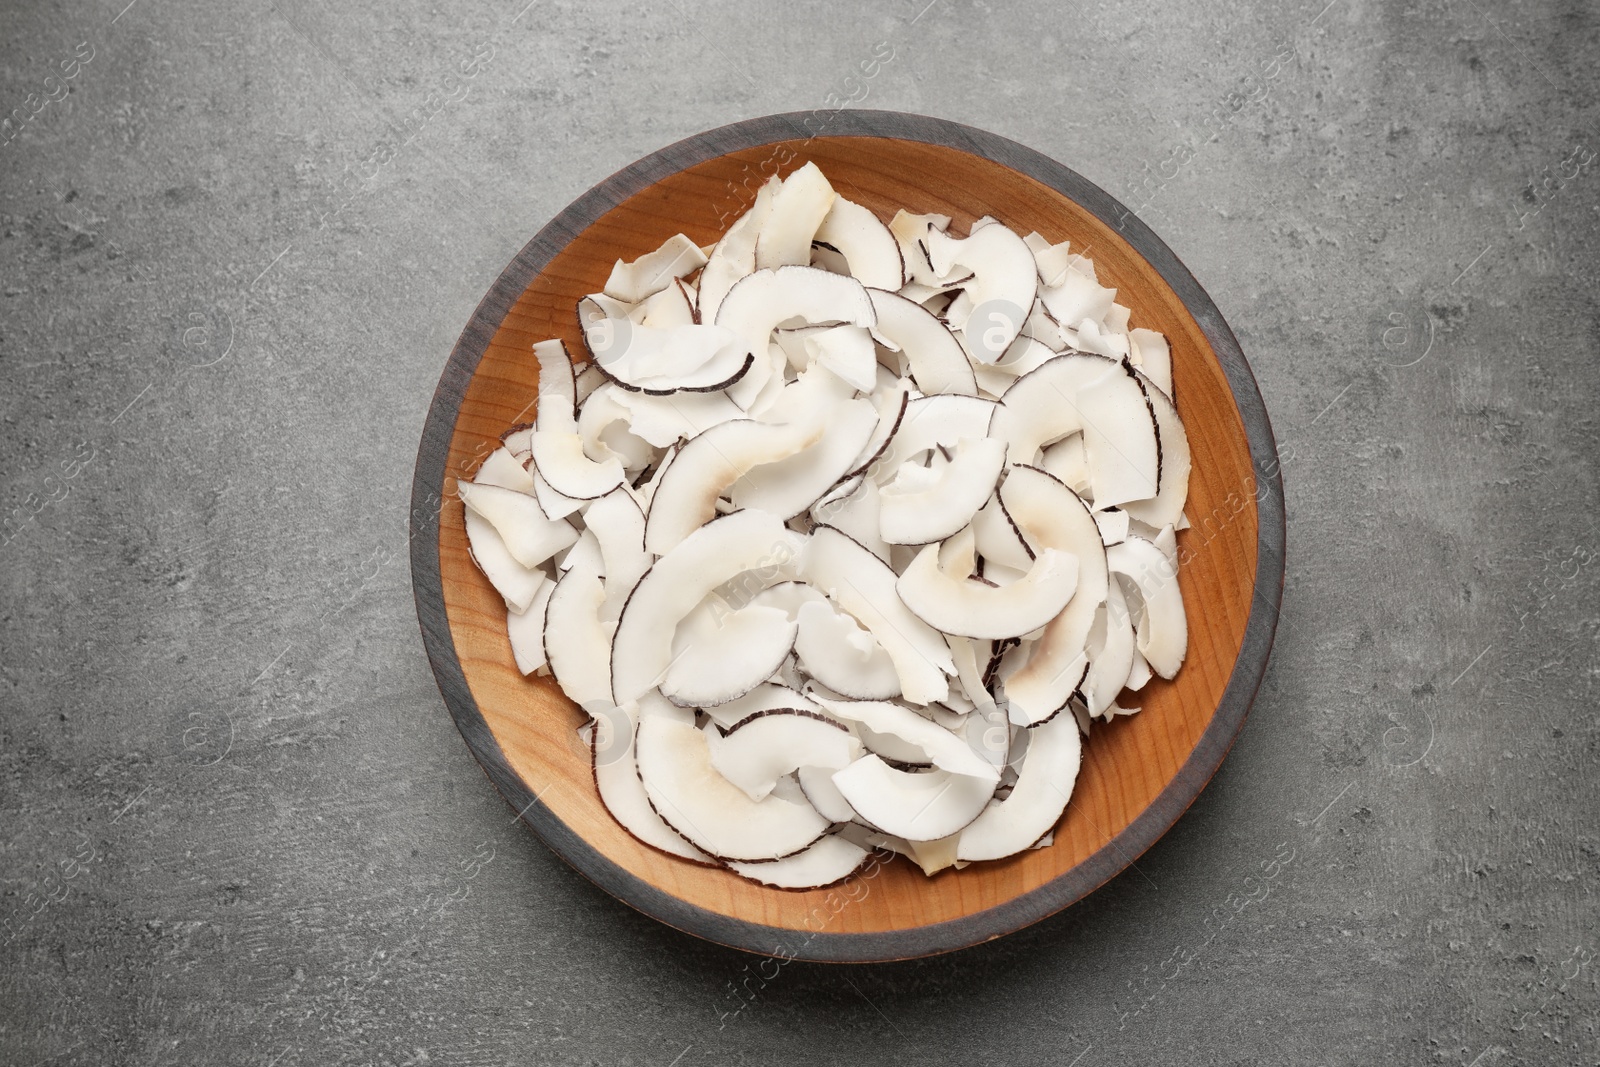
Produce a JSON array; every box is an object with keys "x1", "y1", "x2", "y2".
[{"x1": 410, "y1": 111, "x2": 1284, "y2": 962}]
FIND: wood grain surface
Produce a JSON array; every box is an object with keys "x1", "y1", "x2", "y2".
[{"x1": 410, "y1": 111, "x2": 1284, "y2": 961}]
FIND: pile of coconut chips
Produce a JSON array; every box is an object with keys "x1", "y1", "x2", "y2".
[{"x1": 460, "y1": 162, "x2": 1192, "y2": 888}]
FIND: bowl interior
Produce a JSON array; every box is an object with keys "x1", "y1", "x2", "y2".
[{"x1": 434, "y1": 135, "x2": 1259, "y2": 943}]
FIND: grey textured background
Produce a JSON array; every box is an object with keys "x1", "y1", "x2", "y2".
[{"x1": 2, "y1": 0, "x2": 1597, "y2": 1063}]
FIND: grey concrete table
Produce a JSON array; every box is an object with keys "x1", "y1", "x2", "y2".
[{"x1": 3, "y1": 1, "x2": 1596, "y2": 1063}]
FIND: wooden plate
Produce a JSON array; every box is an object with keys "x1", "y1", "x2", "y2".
[{"x1": 410, "y1": 111, "x2": 1284, "y2": 962}]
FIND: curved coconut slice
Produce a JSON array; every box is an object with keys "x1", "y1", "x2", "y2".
[
  {"x1": 754, "y1": 162, "x2": 836, "y2": 271},
  {"x1": 584, "y1": 489, "x2": 651, "y2": 623},
  {"x1": 635, "y1": 717, "x2": 829, "y2": 861},
  {"x1": 888, "y1": 210, "x2": 953, "y2": 289},
  {"x1": 993, "y1": 353, "x2": 1159, "y2": 506},
  {"x1": 528, "y1": 343, "x2": 620, "y2": 502},
  {"x1": 841, "y1": 380, "x2": 911, "y2": 481},
  {"x1": 728, "y1": 833, "x2": 869, "y2": 889},
  {"x1": 474, "y1": 446, "x2": 536, "y2": 494},
  {"x1": 797, "y1": 764, "x2": 859, "y2": 823},
  {"x1": 990, "y1": 351, "x2": 1119, "y2": 460},
  {"x1": 1121, "y1": 371, "x2": 1191, "y2": 529},
  {"x1": 809, "y1": 697, "x2": 1000, "y2": 781},
  {"x1": 1082, "y1": 577, "x2": 1135, "y2": 716},
  {"x1": 543, "y1": 550, "x2": 613, "y2": 708},
  {"x1": 879, "y1": 437, "x2": 1007, "y2": 546},
  {"x1": 997, "y1": 640, "x2": 1085, "y2": 730},
  {"x1": 533, "y1": 339, "x2": 579, "y2": 431},
  {"x1": 897, "y1": 539, "x2": 1078, "y2": 641},
  {"x1": 531, "y1": 428, "x2": 628, "y2": 501},
  {"x1": 956, "y1": 711, "x2": 1081, "y2": 861},
  {"x1": 604, "y1": 233, "x2": 707, "y2": 304},
  {"x1": 579, "y1": 299, "x2": 754, "y2": 394},
  {"x1": 714, "y1": 265, "x2": 876, "y2": 409},
  {"x1": 660, "y1": 595, "x2": 797, "y2": 709},
  {"x1": 1130, "y1": 327, "x2": 1173, "y2": 399},
  {"x1": 699, "y1": 681, "x2": 820, "y2": 729},
  {"x1": 710, "y1": 709, "x2": 859, "y2": 802},
  {"x1": 799, "y1": 526, "x2": 954, "y2": 704},
  {"x1": 587, "y1": 698, "x2": 712, "y2": 863},
  {"x1": 507, "y1": 579, "x2": 556, "y2": 675},
  {"x1": 643, "y1": 418, "x2": 818, "y2": 555},
  {"x1": 457, "y1": 481, "x2": 577, "y2": 571},
  {"x1": 866, "y1": 287, "x2": 977, "y2": 397},
  {"x1": 463, "y1": 506, "x2": 554, "y2": 613},
  {"x1": 642, "y1": 365, "x2": 860, "y2": 552},
  {"x1": 612, "y1": 509, "x2": 804, "y2": 703},
  {"x1": 872, "y1": 394, "x2": 997, "y2": 482},
  {"x1": 1107, "y1": 535, "x2": 1186, "y2": 679},
  {"x1": 697, "y1": 174, "x2": 780, "y2": 324},
  {"x1": 793, "y1": 599, "x2": 902, "y2": 700},
  {"x1": 813, "y1": 196, "x2": 905, "y2": 290},
  {"x1": 530, "y1": 339, "x2": 625, "y2": 499},
  {"x1": 996, "y1": 465, "x2": 1109, "y2": 725},
  {"x1": 728, "y1": 397, "x2": 879, "y2": 520},
  {"x1": 832, "y1": 757, "x2": 995, "y2": 841},
  {"x1": 924, "y1": 222, "x2": 1038, "y2": 363}
]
